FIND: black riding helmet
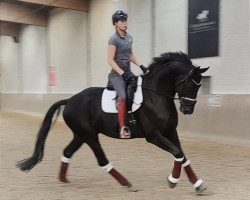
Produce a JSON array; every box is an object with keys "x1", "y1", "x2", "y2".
[{"x1": 112, "y1": 10, "x2": 128, "y2": 25}]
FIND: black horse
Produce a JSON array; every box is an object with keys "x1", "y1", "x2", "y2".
[{"x1": 17, "y1": 52, "x2": 209, "y2": 193}]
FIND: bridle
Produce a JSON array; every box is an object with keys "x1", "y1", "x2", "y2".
[
  {"x1": 141, "y1": 69, "x2": 202, "y2": 104},
  {"x1": 177, "y1": 69, "x2": 201, "y2": 105}
]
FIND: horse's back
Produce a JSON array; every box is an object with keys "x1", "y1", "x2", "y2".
[{"x1": 63, "y1": 87, "x2": 105, "y2": 132}]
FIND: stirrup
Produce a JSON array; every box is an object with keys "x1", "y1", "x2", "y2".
[{"x1": 119, "y1": 126, "x2": 131, "y2": 139}]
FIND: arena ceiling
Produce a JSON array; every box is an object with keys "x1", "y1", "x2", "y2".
[{"x1": 0, "y1": 0, "x2": 89, "y2": 37}]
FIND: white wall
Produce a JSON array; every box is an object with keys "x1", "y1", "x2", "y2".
[
  {"x1": 155, "y1": 0, "x2": 187, "y2": 54},
  {"x1": 1, "y1": 9, "x2": 88, "y2": 95},
  {"x1": 128, "y1": 0, "x2": 152, "y2": 70},
  {"x1": 89, "y1": 0, "x2": 114, "y2": 87},
  {"x1": 1, "y1": 0, "x2": 249, "y2": 94},
  {"x1": 48, "y1": 9, "x2": 88, "y2": 93},
  {"x1": 0, "y1": 36, "x2": 19, "y2": 93},
  {"x1": 213, "y1": 0, "x2": 250, "y2": 94},
  {"x1": 154, "y1": 0, "x2": 250, "y2": 94},
  {"x1": 1, "y1": 0, "x2": 250, "y2": 96},
  {"x1": 21, "y1": 25, "x2": 47, "y2": 93}
]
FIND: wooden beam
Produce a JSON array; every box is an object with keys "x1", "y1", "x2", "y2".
[
  {"x1": 0, "y1": 2, "x2": 47, "y2": 26},
  {"x1": 17, "y1": 0, "x2": 89, "y2": 12},
  {"x1": 0, "y1": 21, "x2": 21, "y2": 37}
]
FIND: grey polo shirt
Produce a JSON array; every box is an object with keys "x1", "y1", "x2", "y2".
[{"x1": 108, "y1": 31, "x2": 133, "y2": 75}]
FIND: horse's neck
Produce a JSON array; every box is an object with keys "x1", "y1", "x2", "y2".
[
  {"x1": 141, "y1": 71, "x2": 177, "y2": 117},
  {"x1": 143, "y1": 67, "x2": 177, "y2": 96}
]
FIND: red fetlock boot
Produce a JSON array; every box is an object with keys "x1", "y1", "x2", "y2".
[{"x1": 59, "y1": 162, "x2": 69, "y2": 183}]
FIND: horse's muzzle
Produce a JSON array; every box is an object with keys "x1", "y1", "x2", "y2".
[
  {"x1": 179, "y1": 97, "x2": 197, "y2": 115},
  {"x1": 180, "y1": 105, "x2": 194, "y2": 115}
]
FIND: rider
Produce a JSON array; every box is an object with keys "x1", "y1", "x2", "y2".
[{"x1": 108, "y1": 10, "x2": 148, "y2": 139}]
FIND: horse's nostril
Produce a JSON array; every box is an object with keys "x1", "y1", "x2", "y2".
[{"x1": 180, "y1": 106, "x2": 194, "y2": 115}]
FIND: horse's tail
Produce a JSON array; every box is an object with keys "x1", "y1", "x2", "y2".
[{"x1": 16, "y1": 99, "x2": 68, "y2": 172}]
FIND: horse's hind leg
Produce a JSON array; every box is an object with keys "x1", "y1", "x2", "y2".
[
  {"x1": 59, "y1": 134, "x2": 84, "y2": 182},
  {"x1": 87, "y1": 134, "x2": 136, "y2": 191}
]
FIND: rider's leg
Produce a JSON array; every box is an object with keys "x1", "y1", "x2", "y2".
[
  {"x1": 117, "y1": 97, "x2": 130, "y2": 138},
  {"x1": 109, "y1": 74, "x2": 130, "y2": 138}
]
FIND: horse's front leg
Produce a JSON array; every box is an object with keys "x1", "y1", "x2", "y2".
[
  {"x1": 182, "y1": 157, "x2": 206, "y2": 193},
  {"x1": 147, "y1": 131, "x2": 206, "y2": 193},
  {"x1": 169, "y1": 156, "x2": 206, "y2": 193},
  {"x1": 145, "y1": 132, "x2": 184, "y2": 188},
  {"x1": 166, "y1": 130, "x2": 206, "y2": 193}
]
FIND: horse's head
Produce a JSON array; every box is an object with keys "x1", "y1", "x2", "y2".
[
  {"x1": 175, "y1": 66, "x2": 209, "y2": 115},
  {"x1": 145, "y1": 52, "x2": 209, "y2": 115}
]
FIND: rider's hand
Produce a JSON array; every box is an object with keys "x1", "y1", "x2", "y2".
[
  {"x1": 140, "y1": 65, "x2": 149, "y2": 74},
  {"x1": 122, "y1": 72, "x2": 135, "y2": 84}
]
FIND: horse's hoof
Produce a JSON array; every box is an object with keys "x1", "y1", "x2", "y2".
[
  {"x1": 168, "y1": 180, "x2": 177, "y2": 188},
  {"x1": 59, "y1": 178, "x2": 70, "y2": 183},
  {"x1": 195, "y1": 182, "x2": 206, "y2": 193},
  {"x1": 167, "y1": 175, "x2": 178, "y2": 188},
  {"x1": 127, "y1": 185, "x2": 139, "y2": 192},
  {"x1": 125, "y1": 182, "x2": 138, "y2": 192}
]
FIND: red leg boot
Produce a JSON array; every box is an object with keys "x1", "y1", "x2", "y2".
[
  {"x1": 118, "y1": 98, "x2": 131, "y2": 139},
  {"x1": 59, "y1": 162, "x2": 69, "y2": 183}
]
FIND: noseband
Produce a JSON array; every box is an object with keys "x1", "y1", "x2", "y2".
[{"x1": 179, "y1": 97, "x2": 197, "y2": 105}]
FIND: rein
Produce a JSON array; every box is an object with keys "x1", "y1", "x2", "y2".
[
  {"x1": 140, "y1": 69, "x2": 202, "y2": 103},
  {"x1": 141, "y1": 85, "x2": 179, "y2": 100}
]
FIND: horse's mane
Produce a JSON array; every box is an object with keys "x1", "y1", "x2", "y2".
[{"x1": 148, "y1": 52, "x2": 192, "y2": 71}]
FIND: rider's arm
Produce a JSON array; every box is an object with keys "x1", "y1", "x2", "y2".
[
  {"x1": 130, "y1": 52, "x2": 142, "y2": 68},
  {"x1": 108, "y1": 45, "x2": 124, "y2": 75}
]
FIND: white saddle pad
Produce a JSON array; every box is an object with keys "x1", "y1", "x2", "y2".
[{"x1": 101, "y1": 76, "x2": 143, "y2": 113}]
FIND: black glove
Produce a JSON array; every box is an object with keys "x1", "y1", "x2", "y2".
[
  {"x1": 122, "y1": 72, "x2": 135, "y2": 84},
  {"x1": 140, "y1": 65, "x2": 149, "y2": 74}
]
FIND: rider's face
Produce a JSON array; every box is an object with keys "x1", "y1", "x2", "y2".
[{"x1": 115, "y1": 19, "x2": 127, "y2": 31}]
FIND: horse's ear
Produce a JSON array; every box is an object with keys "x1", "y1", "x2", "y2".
[
  {"x1": 194, "y1": 66, "x2": 200, "y2": 71},
  {"x1": 199, "y1": 67, "x2": 209, "y2": 74},
  {"x1": 191, "y1": 66, "x2": 200, "y2": 75}
]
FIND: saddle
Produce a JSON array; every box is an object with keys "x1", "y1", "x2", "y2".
[{"x1": 102, "y1": 76, "x2": 143, "y2": 113}]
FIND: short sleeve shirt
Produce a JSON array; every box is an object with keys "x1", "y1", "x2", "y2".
[{"x1": 108, "y1": 32, "x2": 133, "y2": 74}]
